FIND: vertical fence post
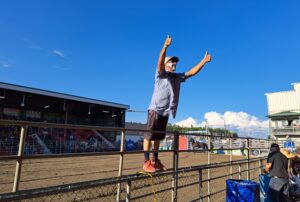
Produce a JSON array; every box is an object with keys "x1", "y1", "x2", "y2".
[
  {"x1": 230, "y1": 137, "x2": 233, "y2": 179},
  {"x1": 259, "y1": 158, "x2": 263, "y2": 175},
  {"x1": 126, "y1": 180, "x2": 131, "y2": 202},
  {"x1": 198, "y1": 169, "x2": 203, "y2": 202},
  {"x1": 172, "y1": 131, "x2": 179, "y2": 202},
  {"x1": 259, "y1": 139, "x2": 262, "y2": 176},
  {"x1": 238, "y1": 164, "x2": 241, "y2": 180},
  {"x1": 13, "y1": 125, "x2": 27, "y2": 193},
  {"x1": 246, "y1": 137, "x2": 250, "y2": 180},
  {"x1": 117, "y1": 129, "x2": 126, "y2": 202},
  {"x1": 207, "y1": 135, "x2": 211, "y2": 202},
  {"x1": 258, "y1": 139, "x2": 261, "y2": 157}
]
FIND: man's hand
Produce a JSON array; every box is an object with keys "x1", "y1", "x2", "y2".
[
  {"x1": 157, "y1": 35, "x2": 172, "y2": 73},
  {"x1": 164, "y1": 35, "x2": 172, "y2": 48},
  {"x1": 203, "y1": 51, "x2": 212, "y2": 63},
  {"x1": 185, "y1": 50, "x2": 212, "y2": 78}
]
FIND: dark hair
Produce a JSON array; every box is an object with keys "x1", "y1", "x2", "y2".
[{"x1": 270, "y1": 143, "x2": 280, "y2": 152}]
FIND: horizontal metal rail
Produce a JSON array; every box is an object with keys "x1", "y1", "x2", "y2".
[
  {"x1": 131, "y1": 187, "x2": 173, "y2": 201},
  {"x1": 0, "y1": 119, "x2": 269, "y2": 141},
  {"x1": 0, "y1": 120, "x2": 270, "y2": 201},
  {"x1": 0, "y1": 147, "x2": 268, "y2": 161}
]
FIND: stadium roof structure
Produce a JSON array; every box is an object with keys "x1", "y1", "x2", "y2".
[{"x1": 0, "y1": 82, "x2": 129, "y2": 110}]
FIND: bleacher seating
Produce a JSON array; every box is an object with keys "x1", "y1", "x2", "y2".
[{"x1": 0, "y1": 125, "x2": 119, "y2": 155}]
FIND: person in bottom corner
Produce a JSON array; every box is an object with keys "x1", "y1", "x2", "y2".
[{"x1": 264, "y1": 143, "x2": 291, "y2": 202}]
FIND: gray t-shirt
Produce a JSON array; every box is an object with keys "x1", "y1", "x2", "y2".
[
  {"x1": 148, "y1": 70, "x2": 186, "y2": 118},
  {"x1": 267, "y1": 151, "x2": 289, "y2": 178}
]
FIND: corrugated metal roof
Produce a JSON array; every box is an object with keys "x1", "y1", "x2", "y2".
[
  {"x1": 265, "y1": 82, "x2": 300, "y2": 95},
  {"x1": 0, "y1": 82, "x2": 129, "y2": 109},
  {"x1": 265, "y1": 82, "x2": 300, "y2": 115}
]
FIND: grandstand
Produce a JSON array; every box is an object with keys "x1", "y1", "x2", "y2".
[{"x1": 0, "y1": 82, "x2": 129, "y2": 155}]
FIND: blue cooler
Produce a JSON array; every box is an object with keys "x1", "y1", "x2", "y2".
[
  {"x1": 226, "y1": 179, "x2": 260, "y2": 202},
  {"x1": 259, "y1": 174, "x2": 270, "y2": 202}
]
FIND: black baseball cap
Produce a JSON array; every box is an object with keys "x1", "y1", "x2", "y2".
[{"x1": 270, "y1": 143, "x2": 279, "y2": 148}]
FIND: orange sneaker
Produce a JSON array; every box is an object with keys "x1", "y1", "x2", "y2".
[
  {"x1": 143, "y1": 160, "x2": 156, "y2": 173},
  {"x1": 154, "y1": 159, "x2": 166, "y2": 171}
]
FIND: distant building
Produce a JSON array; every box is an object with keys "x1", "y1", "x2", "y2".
[
  {"x1": 124, "y1": 122, "x2": 146, "y2": 140},
  {"x1": 265, "y1": 82, "x2": 300, "y2": 143}
]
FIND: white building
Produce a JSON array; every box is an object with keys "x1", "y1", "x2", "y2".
[{"x1": 265, "y1": 83, "x2": 300, "y2": 143}]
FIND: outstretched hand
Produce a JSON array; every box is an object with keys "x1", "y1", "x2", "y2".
[
  {"x1": 203, "y1": 51, "x2": 212, "y2": 63},
  {"x1": 164, "y1": 35, "x2": 172, "y2": 47}
]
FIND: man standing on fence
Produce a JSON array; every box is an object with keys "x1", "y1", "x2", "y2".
[
  {"x1": 143, "y1": 35, "x2": 212, "y2": 173},
  {"x1": 263, "y1": 143, "x2": 291, "y2": 202}
]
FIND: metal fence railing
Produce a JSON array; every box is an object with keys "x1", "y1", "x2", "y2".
[
  {"x1": 0, "y1": 158, "x2": 266, "y2": 202},
  {"x1": 272, "y1": 127, "x2": 300, "y2": 136},
  {"x1": 0, "y1": 120, "x2": 273, "y2": 201}
]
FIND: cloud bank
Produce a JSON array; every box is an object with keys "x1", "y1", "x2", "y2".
[{"x1": 175, "y1": 111, "x2": 269, "y2": 138}]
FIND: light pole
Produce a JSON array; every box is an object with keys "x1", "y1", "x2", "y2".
[
  {"x1": 205, "y1": 118, "x2": 209, "y2": 138},
  {"x1": 223, "y1": 117, "x2": 226, "y2": 137}
]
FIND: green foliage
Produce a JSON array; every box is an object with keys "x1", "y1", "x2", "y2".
[{"x1": 167, "y1": 124, "x2": 238, "y2": 137}]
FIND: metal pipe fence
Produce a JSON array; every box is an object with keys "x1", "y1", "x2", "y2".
[
  {"x1": 272, "y1": 127, "x2": 300, "y2": 136},
  {"x1": 0, "y1": 120, "x2": 273, "y2": 201}
]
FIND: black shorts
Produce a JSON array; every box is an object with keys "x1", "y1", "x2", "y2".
[{"x1": 144, "y1": 110, "x2": 169, "y2": 141}]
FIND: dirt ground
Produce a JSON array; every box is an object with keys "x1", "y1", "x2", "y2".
[{"x1": 0, "y1": 152, "x2": 263, "y2": 201}]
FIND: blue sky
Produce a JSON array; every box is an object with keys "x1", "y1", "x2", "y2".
[{"x1": 1, "y1": 0, "x2": 300, "y2": 128}]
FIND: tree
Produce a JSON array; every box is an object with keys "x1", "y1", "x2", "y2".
[{"x1": 167, "y1": 124, "x2": 238, "y2": 137}]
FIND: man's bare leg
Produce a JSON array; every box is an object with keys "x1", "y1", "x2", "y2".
[
  {"x1": 143, "y1": 139, "x2": 156, "y2": 172},
  {"x1": 144, "y1": 139, "x2": 151, "y2": 160}
]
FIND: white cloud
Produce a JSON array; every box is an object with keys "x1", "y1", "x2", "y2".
[
  {"x1": 202, "y1": 111, "x2": 269, "y2": 129},
  {"x1": 22, "y1": 38, "x2": 68, "y2": 59},
  {"x1": 0, "y1": 57, "x2": 11, "y2": 68},
  {"x1": 175, "y1": 111, "x2": 269, "y2": 138},
  {"x1": 22, "y1": 37, "x2": 44, "y2": 50},
  {"x1": 53, "y1": 50, "x2": 66, "y2": 59},
  {"x1": 175, "y1": 117, "x2": 202, "y2": 127},
  {"x1": 0, "y1": 60, "x2": 10, "y2": 68}
]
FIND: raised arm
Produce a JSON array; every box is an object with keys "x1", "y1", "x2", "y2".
[
  {"x1": 157, "y1": 35, "x2": 172, "y2": 74},
  {"x1": 185, "y1": 51, "x2": 212, "y2": 79}
]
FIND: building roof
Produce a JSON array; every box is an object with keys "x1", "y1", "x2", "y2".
[
  {"x1": 267, "y1": 111, "x2": 300, "y2": 120},
  {"x1": 125, "y1": 122, "x2": 146, "y2": 136},
  {"x1": 265, "y1": 82, "x2": 300, "y2": 95},
  {"x1": 0, "y1": 82, "x2": 129, "y2": 109}
]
